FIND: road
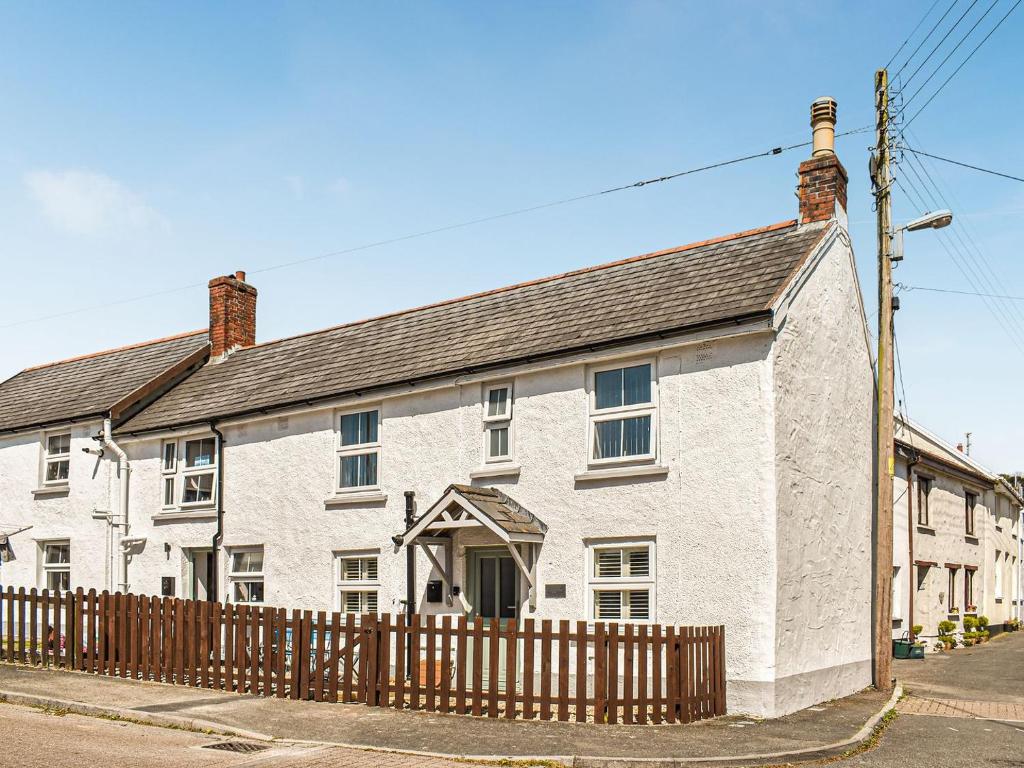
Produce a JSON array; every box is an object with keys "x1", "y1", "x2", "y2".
[
  {"x1": 0, "y1": 703, "x2": 469, "y2": 768},
  {"x1": 1, "y1": 633, "x2": 1022, "y2": 767}
]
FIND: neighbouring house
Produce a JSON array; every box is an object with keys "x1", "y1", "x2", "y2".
[
  {"x1": 0, "y1": 331, "x2": 210, "y2": 591},
  {"x1": 892, "y1": 417, "x2": 1023, "y2": 646},
  {"x1": 0, "y1": 99, "x2": 874, "y2": 717}
]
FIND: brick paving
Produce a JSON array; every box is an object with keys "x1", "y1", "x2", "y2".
[{"x1": 898, "y1": 695, "x2": 1024, "y2": 723}]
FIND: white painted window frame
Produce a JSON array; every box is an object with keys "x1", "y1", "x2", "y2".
[
  {"x1": 335, "y1": 549, "x2": 381, "y2": 615},
  {"x1": 226, "y1": 546, "x2": 265, "y2": 604},
  {"x1": 40, "y1": 540, "x2": 71, "y2": 593},
  {"x1": 179, "y1": 435, "x2": 217, "y2": 509},
  {"x1": 586, "y1": 358, "x2": 658, "y2": 467},
  {"x1": 41, "y1": 430, "x2": 72, "y2": 487},
  {"x1": 482, "y1": 381, "x2": 514, "y2": 464},
  {"x1": 160, "y1": 440, "x2": 177, "y2": 509},
  {"x1": 585, "y1": 538, "x2": 656, "y2": 623},
  {"x1": 335, "y1": 406, "x2": 382, "y2": 493},
  {"x1": 995, "y1": 551, "x2": 1004, "y2": 600}
]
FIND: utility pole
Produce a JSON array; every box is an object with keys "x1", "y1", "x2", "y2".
[{"x1": 873, "y1": 68, "x2": 895, "y2": 692}]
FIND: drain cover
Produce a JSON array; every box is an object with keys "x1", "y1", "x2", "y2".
[{"x1": 203, "y1": 742, "x2": 270, "y2": 754}]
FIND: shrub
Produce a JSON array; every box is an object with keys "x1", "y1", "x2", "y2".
[
  {"x1": 963, "y1": 615, "x2": 979, "y2": 632},
  {"x1": 912, "y1": 624, "x2": 924, "y2": 636},
  {"x1": 938, "y1": 620, "x2": 957, "y2": 635},
  {"x1": 937, "y1": 634, "x2": 955, "y2": 648},
  {"x1": 977, "y1": 615, "x2": 989, "y2": 628}
]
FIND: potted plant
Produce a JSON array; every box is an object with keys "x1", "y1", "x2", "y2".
[
  {"x1": 937, "y1": 620, "x2": 957, "y2": 650},
  {"x1": 912, "y1": 624, "x2": 924, "y2": 639},
  {"x1": 949, "y1": 605, "x2": 960, "y2": 616},
  {"x1": 962, "y1": 632, "x2": 976, "y2": 647}
]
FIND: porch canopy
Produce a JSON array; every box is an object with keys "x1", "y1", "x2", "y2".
[{"x1": 398, "y1": 484, "x2": 547, "y2": 609}]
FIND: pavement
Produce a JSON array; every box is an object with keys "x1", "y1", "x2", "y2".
[
  {"x1": 0, "y1": 661, "x2": 895, "y2": 766},
  {"x1": 7, "y1": 634, "x2": 1024, "y2": 767}
]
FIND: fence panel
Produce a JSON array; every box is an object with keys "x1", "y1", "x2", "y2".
[{"x1": 0, "y1": 590, "x2": 725, "y2": 724}]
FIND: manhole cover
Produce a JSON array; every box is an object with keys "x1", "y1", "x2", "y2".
[{"x1": 203, "y1": 742, "x2": 270, "y2": 754}]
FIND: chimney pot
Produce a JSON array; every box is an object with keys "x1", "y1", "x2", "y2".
[
  {"x1": 208, "y1": 270, "x2": 257, "y2": 360},
  {"x1": 810, "y1": 96, "x2": 838, "y2": 157},
  {"x1": 797, "y1": 97, "x2": 847, "y2": 225},
  {"x1": 956, "y1": 443, "x2": 964, "y2": 452}
]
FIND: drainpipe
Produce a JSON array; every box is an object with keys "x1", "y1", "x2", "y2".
[
  {"x1": 101, "y1": 418, "x2": 130, "y2": 593},
  {"x1": 906, "y1": 455, "x2": 918, "y2": 642},
  {"x1": 404, "y1": 490, "x2": 416, "y2": 679},
  {"x1": 210, "y1": 422, "x2": 225, "y2": 602}
]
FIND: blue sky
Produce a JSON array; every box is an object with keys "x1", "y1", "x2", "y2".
[{"x1": 1, "y1": 2, "x2": 1021, "y2": 470}]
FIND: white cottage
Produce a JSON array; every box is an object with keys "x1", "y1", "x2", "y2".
[
  {"x1": 0, "y1": 101, "x2": 873, "y2": 717},
  {"x1": 892, "y1": 418, "x2": 1023, "y2": 646}
]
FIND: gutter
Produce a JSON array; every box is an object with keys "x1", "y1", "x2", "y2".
[
  {"x1": 117, "y1": 310, "x2": 775, "y2": 437},
  {"x1": 100, "y1": 417, "x2": 131, "y2": 593},
  {"x1": 209, "y1": 422, "x2": 225, "y2": 602}
]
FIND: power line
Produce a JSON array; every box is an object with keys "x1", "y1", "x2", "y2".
[
  {"x1": 897, "y1": 283, "x2": 1024, "y2": 301},
  {"x1": 898, "y1": 0, "x2": 1000, "y2": 113},
  {"x1": 893, "y1": 173, "x2": 1024, "y2": 356},
  {"x1": 898, "y1": 0, "x2": 984, "y2": 93},
  {"x1": 902, "y1": 0, "x2": 1023, "y2": 128},
  {"x1": 901, "y1": 146, "x2": 1024, "y2": 183},
  {"x1": 0, "y1": 127, "x2": 872, "y2": 331},
  {"x1": 885, "y1": 0, "x2": 944, "y2": 70},
  {"x1": 899, "y1": 152, "x2": 1024, "y2": 340},
  {"x1": 891, "y1": 0, "x2": 963, "y2": 82},
  {"x1": 901, "y1": 131, "x2": 1024, "y2": 332}
]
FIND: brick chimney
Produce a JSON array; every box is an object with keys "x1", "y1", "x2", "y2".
[
  {"x1": 797, "y1": 97, "x2": 848, "y2": 225},
  {"x1": 208, "y1": 270, "x2": 257, "y2": 360}
]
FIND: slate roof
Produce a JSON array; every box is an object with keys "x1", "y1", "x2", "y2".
[
  {"x1": 0, "y1": 330, "x2": 209, "y2": 433},
  {"x1": 446, "y1": 484, "x2": 548, "y2": 536},
  {"x1": 119, "y1": 219, "x2": 827, "y2": 433}
]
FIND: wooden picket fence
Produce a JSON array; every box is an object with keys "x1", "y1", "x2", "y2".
[{"x1": 0, "y1": 586, "x2": 726, "y2": 724}]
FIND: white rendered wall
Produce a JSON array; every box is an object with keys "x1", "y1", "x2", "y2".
[
  {"x1": 119, "y1": 331, "x2": 783, "y2": 714},
  {"x1": 769, "y1": 229, "x2": 874, "y2": 717},
  {"x1": 0, "y1": 422, "x2": 115, "y2": 592}
]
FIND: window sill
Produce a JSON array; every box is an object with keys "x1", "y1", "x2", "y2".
[
  {"x1": 964, "y1": 535, "x2": 979, "y2": 544},
  {"x1": 469, "y1": 463, "x2": 521, "y2": 479},
  {"x1": 916, "y1": 525, "x2": 936, "y2": 534},
  {"x1": 575, "y1": 464, "x2": 669, "y2": 483},
  {"x1": 31, "y1": 485, "x2": 70, "y2": 498},
  {"x1": 325, "y1": 491, "x2": 388, "y2": 508},
  {"x1": 152, "y1": 508, "x2": 217, "y2": 522}
]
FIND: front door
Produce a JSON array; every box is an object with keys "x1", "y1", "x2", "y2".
[
  {"x1": 477, "y1": 554, "x2": 518, "y2": 622},
  {"x1": 469, "y1": 550, "x2": 518, "y2": 693}
]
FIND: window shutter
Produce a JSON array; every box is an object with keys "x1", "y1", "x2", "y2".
[
  {"x1": 628, "y1": 590, "x2": 650, "y2": 620},
  {"x1": 344, "y1": 592, "x2": 362, "y2": 613},
  {"x1": 595, "y1": 590, "x2": 622, "y2": 619},
  {"x1": 365, "y1": 558, "x2": 378, "y2": 581},
  {"x1": 366, "y1": 591, "x2": 378, "y2": 614},
  {"x1": 596, "y1": 550, "x2": 622, "y2": 578},
  {"x1": 627, "y1": 548, "x2": 650, "y2": 577}
]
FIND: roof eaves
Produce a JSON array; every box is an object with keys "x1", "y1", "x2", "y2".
[{"x1": 117, "y1": 307, "x2": 776, "y2": 436}]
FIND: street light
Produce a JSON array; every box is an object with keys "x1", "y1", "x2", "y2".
[
  {"x1": 885, "y1": 206, "x2": 952, "y2": 648},
  {"x1": 892, "y1": 209, "x2": 953, "y2": 262}
]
